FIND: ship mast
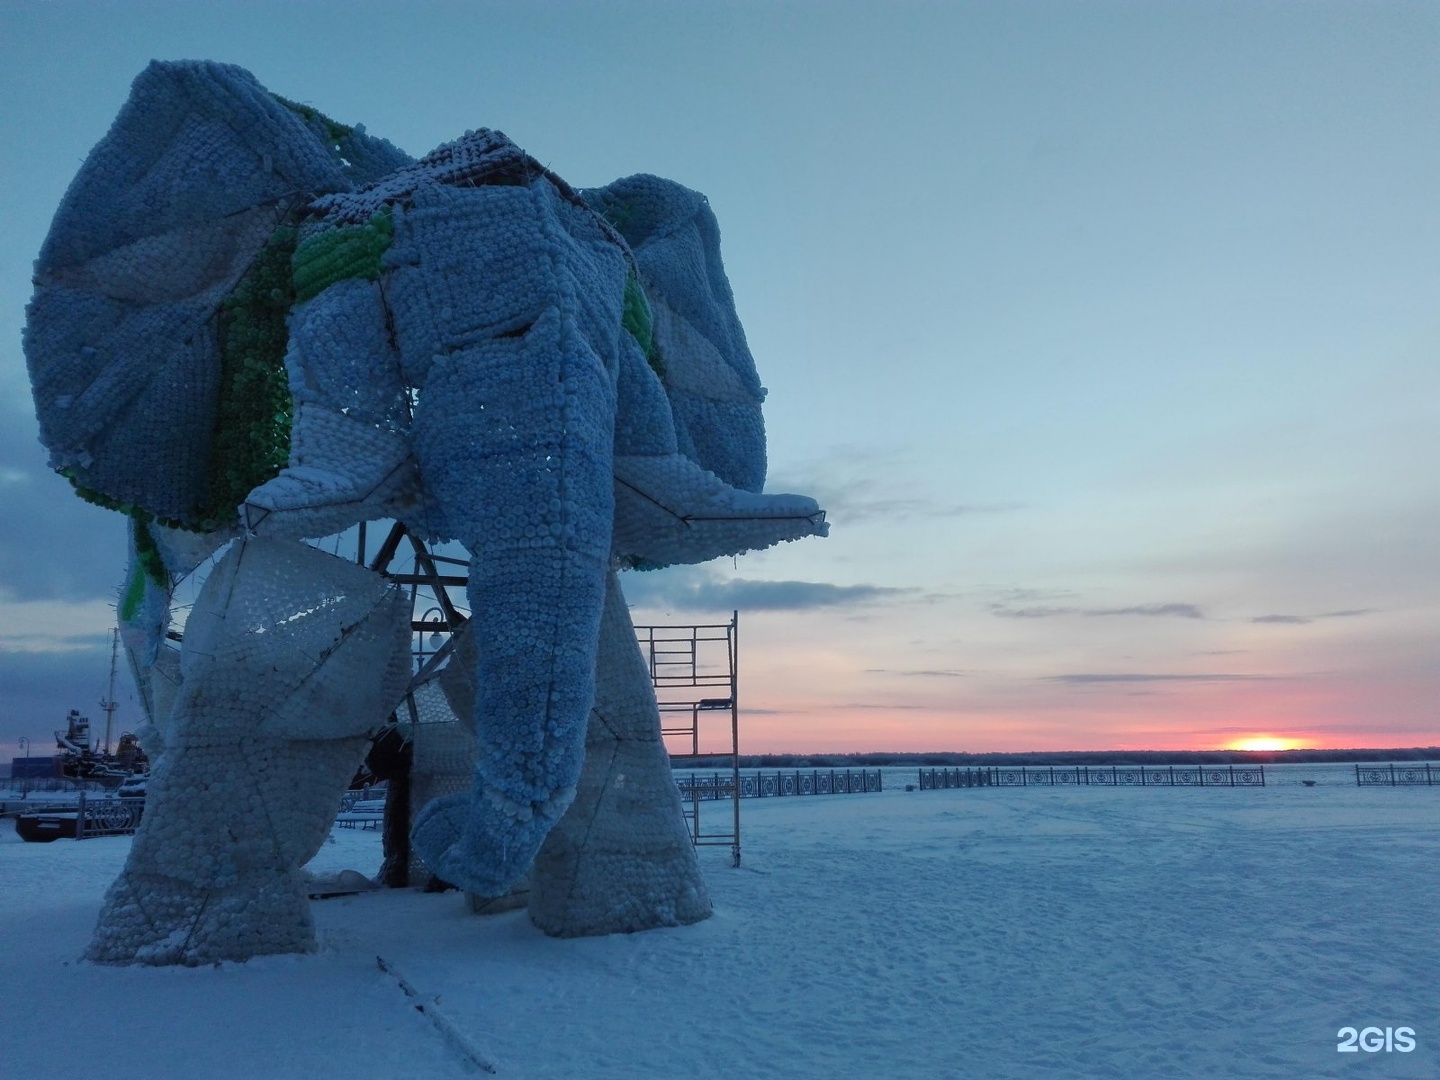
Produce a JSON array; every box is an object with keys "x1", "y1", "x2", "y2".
[{"x1": 99, "y1": 626, "x2": 119, "y2": 756}]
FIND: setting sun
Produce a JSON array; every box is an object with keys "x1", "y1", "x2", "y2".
[{"x1": 1226, "y1": 736, "x2": 1310, "y2": 753}]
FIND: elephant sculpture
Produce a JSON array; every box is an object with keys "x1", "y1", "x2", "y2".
[{"x1": 24, "y1": 60, "x2": 826, "y2": 964}]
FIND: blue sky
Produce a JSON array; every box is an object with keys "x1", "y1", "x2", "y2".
[{"x1": 0, "y1": 1, "x2": 1435, "y2": 756}]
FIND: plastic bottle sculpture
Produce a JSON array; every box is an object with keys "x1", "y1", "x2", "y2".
[{"x1": 25, "y1": 60, "x2": 826, "y2": 964}]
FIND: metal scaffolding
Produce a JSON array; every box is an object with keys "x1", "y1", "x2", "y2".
[{"x1": 635, "y1": 616, "x2": 742, "y2": 867}]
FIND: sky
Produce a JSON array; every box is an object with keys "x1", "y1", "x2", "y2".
[{"x1": 0, "y1": 0, "x2": 1435, "y2": 757}]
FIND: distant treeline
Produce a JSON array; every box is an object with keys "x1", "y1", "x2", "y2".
[{"x1": 677, "y1": 747, "x2": 1440, "y2": 769}]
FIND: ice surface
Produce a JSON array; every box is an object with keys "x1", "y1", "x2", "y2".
[{"x1": 3, "y1": 774, "x2": 1436, "y2": 1079}]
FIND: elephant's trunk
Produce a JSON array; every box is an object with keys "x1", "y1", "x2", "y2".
[{"x1": 401, "y1": 178, "x2": 625, "y2": 895}]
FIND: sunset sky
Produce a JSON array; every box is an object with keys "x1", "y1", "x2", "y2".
[{"x1": 0, "y1": 1, "x2": 1435, "y2": 758}]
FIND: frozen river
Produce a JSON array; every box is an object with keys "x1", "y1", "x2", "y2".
[{"x1": 2, "y1": 770, "x2": 1435, "y2": 1078}]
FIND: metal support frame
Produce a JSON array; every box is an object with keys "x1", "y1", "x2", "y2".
[{"x1": 361, "y1": 522, "x2": 469, "y2": 689}]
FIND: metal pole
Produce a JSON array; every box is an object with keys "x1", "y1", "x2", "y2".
[
  {"x1": 730, "y1": 610, "x2": 740, "y2": 868},
  {"x1": 99, "y1": 627, "x2": 120, "y2": 756},
  {"x1": 19, "y1": 736, "x2": 29, "y2": 798}
]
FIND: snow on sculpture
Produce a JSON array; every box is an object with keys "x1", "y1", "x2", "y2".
[{"x1": 25, "y1": 60, "x2": 826, "y2": 964}]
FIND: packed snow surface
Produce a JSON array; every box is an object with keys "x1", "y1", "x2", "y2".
[{"x1": 2, "y1": 766, "x2": 1435, "y2": 1079}]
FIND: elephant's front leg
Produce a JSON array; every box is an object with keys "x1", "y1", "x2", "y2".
[
  {"x1": 87, "y1": 538, "x2": 410, "y2": 966},
  {"x1": 528, "y1": 570, "x2": 711, "y2": 936}
]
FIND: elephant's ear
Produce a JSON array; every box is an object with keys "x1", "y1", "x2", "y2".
[
  {"x1": 24, "y1": 59, "x2": 410, "y2": 529},
  {"x1": 582, "y1": 176, "x2": 768, "y2": 494}
]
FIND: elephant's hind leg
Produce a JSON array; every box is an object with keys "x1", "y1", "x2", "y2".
[
  {"x1": 87, "y1": 736, "x2": 368, "y2": 965},
  {"x1": 87, "y1": 539, "x2": 410, "y2": 965}
]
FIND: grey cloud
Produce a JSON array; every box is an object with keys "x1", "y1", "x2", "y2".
[
  {"x1": 768, "y1": 473, "x2": 1022, "y2": 524},
  {"x1": 833, "y1": 703, "x2": 932, "y2": 711},
  {"x1": 975, "y1": 585, "x2": 1079, "y2": 605},
  {"x1": 995, "y1": 602, "x2": 1204, "y2": 620},
  {"x1": 865, "y1": 668, "x2": 966, "y2": 678},
  {"x1": 1251, "y1": 608, "x2": 1375, "y2": 626},
  {"x1": 621, "y1": 567, "x2": 908, "y2": 613},
  {"x1": 833, "y1": 498, "x2": 1023, "y2": 523},
  {"x1": 992, "y1": 605, "x2": 1077, "y2": 619},
  {"x1": 1093, "y1": 603, "x2": 1204, "y2": 619},
  {"x1": 1047, "y1": 672, "x2": 1278, "y2": 684},
  {"x1": 698, "y1": 578, "x2": 904, "y2": 611}
]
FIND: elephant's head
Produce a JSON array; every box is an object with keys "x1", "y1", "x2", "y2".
[{"x1": 23, "y1": 60, "x2": 825, "y2": 898}]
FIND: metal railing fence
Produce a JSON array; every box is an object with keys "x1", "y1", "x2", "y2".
[
  {"x1": 918, "y1": 764, "x2": 1266, "y2": 790},
  {"x1": 1355, "y1": 763, "x2": 1438, "y2": 786},
  {"x1": 676, "y1": 768, "x2": 882, "y2": 801},
  {"x1": 72, "y1": 792, "x2": 145, "y2": 838}
]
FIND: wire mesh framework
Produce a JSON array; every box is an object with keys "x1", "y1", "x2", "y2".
[{"x1": 635, "y1": 616, "x2": 741, "y2": 867}]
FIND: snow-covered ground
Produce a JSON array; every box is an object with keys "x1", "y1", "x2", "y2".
[{"x1": 2, "y1": 773, "x2": 1435, "y2": 1079}]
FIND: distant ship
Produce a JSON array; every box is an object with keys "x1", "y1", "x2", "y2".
[
  {"x1": 52, "y1": 629, "x2": 148, "y2": 788},
  {"x1": 53, "y1": 708, "x2": 147, "y2": 789}
]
